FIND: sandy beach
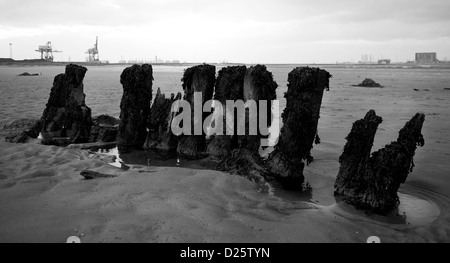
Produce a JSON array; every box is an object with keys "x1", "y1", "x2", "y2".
[
  {"x1": 1, "y1": 64, "x2": 450, "y2": 243},
  {"x1": 0, "y1": 140, "x2": 448, "y2": 243}
]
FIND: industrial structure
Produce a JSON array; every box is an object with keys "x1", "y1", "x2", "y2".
[
  {"x1": 415, "y1": 52, "x2": 438, "y2": 63},
  {"x1": 359, "y1": 54, "x2": 374, "y2": 64},
  {"x1": 378, "y1": 59, "x2": 391, "y2": 65},
  {"x1": 86, "y1": 37, "x2": 99, "y2": 62},
  {"x1": 36, "y1": 41, "x2": 61, "y2": 62}
]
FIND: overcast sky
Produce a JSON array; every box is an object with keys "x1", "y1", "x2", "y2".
[{"x1": 0, "y1": 0, "x2": 449, "y2": 63}]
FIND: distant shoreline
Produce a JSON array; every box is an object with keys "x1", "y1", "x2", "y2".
[{"x1": 1, "y1": 58, "x2": 450, "y2": 69}]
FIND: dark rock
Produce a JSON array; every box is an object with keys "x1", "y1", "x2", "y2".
[
  {"x1": 144, "y1": 88, "x2": 182, "y2": 150},
  {"x1": 240, "y1": 65, "x2": 278, "y2": 152},
  {"x1": 353, "y1": 78, "x2": 383, "y2": 88},
  {"x1": 335, "y1": 110, "x2": 426, "y2": 213},
  {"x1": 206, "y1": 66, "x2": 247, "y2": 157},
  {"x1": 81, "y1": 170, "x2": 117, "y2": 180},
  {"x1": 266, "y1": 67, "x2": 331, "y2": 186},
  {"x1": 40, "y1": 64, "x2": 93, "y2": 146},
  {"x1": 18, "y1": 72, "x2": 39, "y2": 76},
  {"x1": 89, "y1": 115, "x2": 120, "y2": 143},
  {"x1": 117, "y1": 64, "x2": 153, "y2": 152},
  {"x1": 2, "y1": 119, "x2": 41, "y2": 143},
  {"x1": 444, "y1": 88, "x2": 450, "y2": 91},
  {"x1": 93, "y1": 115, "x2": 120, "y2": 127},
  {"x1": 177, "y1": 64, "x2": 216, "y2": 159}
]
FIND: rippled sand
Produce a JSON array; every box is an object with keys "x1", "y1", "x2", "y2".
[{"x1": 0, "y1": 64, "x2": 449, "y2": 242}]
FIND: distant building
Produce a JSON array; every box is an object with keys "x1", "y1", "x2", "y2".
[
  {"x1": 378, "y1": 59, "x2": 391, "y2": 65},
  {"x1": 415, "y1": 52, "x2": 437, "y2": 63},
  {"x1": 359, "y1": 54, "x2": 374, "y2": 64}
]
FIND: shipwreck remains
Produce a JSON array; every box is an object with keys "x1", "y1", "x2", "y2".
[
  {"x1": 217, "y1": 148, "x2": 271, "y2": 183},
  {"x1": 265, "y1": 67, "x2": 331, "y2": 186},
  {"x1": 2, "y1": 119, "x2": 41, "y2": 143},
  {"x1": 89, "y1": 115, "x2": 120, "y2": 143},
  {"x1": 81, "y1": 170, "x2": 117, "y2": 180},
  {"x1": 335, "y1": 110, "x2": 425, "y2": 212},
  {"x1": 144, "y1": 88, "x2": 182, "y2": 150},
  {"x1": 3, "y1": 63, "x2": 331, "y2": 193},
  {"x1": 240, "y1": 65, "x2": 278, "y2": 152},
  {"x1": 206, "y1": 66, "x2": 247, "y2": 157},
  {"x1": 40, "y1": 64, "x2": 93, "y2": 145},
  {"x1": 216, "y1": 67, "x2": 331, "y2": 188},
  {"x1": 206, "y1": 64, "x2": 277, "y2": 158},
  {"x1": 212, "y1": 65, "x2": 278, "y2": 183},
  {"x1": 117, "y1": 64, "x2": 153, "y2": 152},
  {"x1": 176, "y1": 64, "x2": 216, "y2": 159}
]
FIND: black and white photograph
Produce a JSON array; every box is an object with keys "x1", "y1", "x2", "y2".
[{"x1": 0, "y1": 0, "x2": 449, "y2": 246}]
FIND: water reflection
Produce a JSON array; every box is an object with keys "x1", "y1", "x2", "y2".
[
  {"x1": 97, "y1": 147, "x2": 218, "y2": 171},
  {"x1": 96, "y1": 146, "x2": 315, "y2": 202},
  {"x1": 266, "y1": 180, "x2": 314, "y2": 204}
]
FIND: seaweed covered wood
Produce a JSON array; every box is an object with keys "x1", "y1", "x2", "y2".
[
  {"x1": 217, "y1": 148, "x2": 271, "y2": 183},
  {"x1": 335, "y1": 110, "x2": 426, "y2": 212},
  {"x1": 206, "y1": 66, "x2": 247, "y2": 157},
  {"x1": 2, "y1": 119, "x2": 42, "y2": 143},
  {"x1": 144, "y1": 88, "x2": 182, "y2": 150},
  {"x1": 177, "y1": 64, "x2": 216, "y2": 159},
  {"x1": 266, "y1": 67, "x2": 331, "y2": 186},
  {"x1": 89, "y1": 115, "x2": 120, "y2": 143},
  {"x1": 40, "y1": 64, "x2": 93, "y2": 145},
  {"x1": 240, "y1": 65, "x2": 278, "y2": 152},
  {"x1": 215, "y1": 66, "x2": 278, "y2": 183},
  {"x1": 117, "y1": 64, "x2": 153, "y2": 152}
]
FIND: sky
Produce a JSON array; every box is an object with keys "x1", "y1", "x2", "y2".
[{"x1": 0, "y1": 0, "x2": 449, "y2": 63}]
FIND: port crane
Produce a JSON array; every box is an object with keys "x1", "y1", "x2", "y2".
[
  {"x1": 35, "y1": 41, "x2": 62, "y2": 62},
  {"x1": 86, "y1": 36, "x2": 99, "y2": 62}
]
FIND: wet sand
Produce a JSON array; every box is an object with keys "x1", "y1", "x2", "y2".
[{"x1": 0, "y1": 141, "x2": 447, "y2": 243}]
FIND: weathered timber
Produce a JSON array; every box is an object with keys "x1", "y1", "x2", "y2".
[
  {"x1": 177, "y1": 64, "x2": 216, "y2": 159},
  {"x1": 144, "y1": 88, "x2": 182, "y2": 150},
  {"x1": 81, "y1": 170, "x2": 117, "y2": 180},
  {"x1": 2, "y1": 119, "x2": 42, "y2": 143},
  {"x1": 266, "y1": 67, "x2": 331, "y2": 186},
  {"x1": 117, "y1": 64, "x2": 153, "y2": 152},
  {"x1": 240, "y1": 64, "x2": 278, "y2": 152},
  {"x1": 40, "y1": 64, "x2": 93, "y2": 146},
  {"x1": 335, "y1": 110, "x2": 426, "y2": 213},
  {"x1": 89, "y1": 115, "x2": 120, "y2": 143},
  {"x1": 206, "y1": 66, "x2": 247, "y2": 157}
]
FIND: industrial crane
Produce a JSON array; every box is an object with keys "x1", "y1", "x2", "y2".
[
  {"x1": 86, "y1": 36, "x2": 99, "y2": 62},
  {"x1": 35, "y1": 41, "x2": 62, "y2": 62}
]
